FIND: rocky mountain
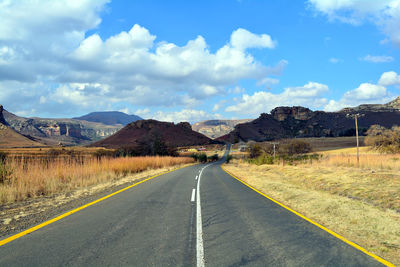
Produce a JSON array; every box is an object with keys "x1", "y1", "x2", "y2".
[
  {"x1": 0, "y1": 105, "x2": 45, "y2": 148},
  {"x1": 192, "y1": 119, "x2": 253, "y2": 139},
  {"x1": 73, "y1": 111, "x2": 142, "y2": 126},
  {"x1": 91, "y1": 119, "x2": 216, "y2": 149},
  {"x1": 2, "y1": 108, "x2": 122, "y2": 146},
  {"x1": 218, "y1": 97, "x2": 400, "y2": 143},
  {"x1": 340, "y1": 96, "x2": 400, "y2": 113}
]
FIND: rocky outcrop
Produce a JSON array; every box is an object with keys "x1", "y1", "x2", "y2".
[
  {"x1": 271, "y1": 106, "x2": 313, "y2": 121},
  {"x1": 2, "y1": 108, "x2": 122, "y2": 145},
  {"x1": 218, "y1": 97, "x2": 400, "y2": 143},
  {"x1": 192, "y1": 119, "x2": 253, "y2": 139},
  {"x1": 340, "y1": 96, "x2": 400, "y2": 113},
  {"x1": 0, "y1": 105, "x2": 7, "y2": 125}
]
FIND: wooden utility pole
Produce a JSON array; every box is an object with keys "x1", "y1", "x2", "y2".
[{"x1": 355, "y1": 114, "x2": 360, "y2": 167}]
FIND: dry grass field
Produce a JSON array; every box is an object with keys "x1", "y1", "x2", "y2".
[
  {"x1": 0, "y1": 151, "x2": 194, "y2": 204},
  {"x1": 224, "y1": 146, "x2": 400, "y2": 265}
]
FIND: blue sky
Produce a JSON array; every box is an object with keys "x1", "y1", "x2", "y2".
[{"x1": 0, "y1": 0, "x2": 400, "y2": 123}]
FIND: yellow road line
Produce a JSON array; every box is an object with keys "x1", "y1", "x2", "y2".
[
  {"x1": 220, "y1": 165, "x2": 395, "y2": 267},
  {"x1": 0, "y1": 164, "x2": 191, "y2": 247}
]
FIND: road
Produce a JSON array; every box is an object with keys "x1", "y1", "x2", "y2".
[{"x1": 0, "y1": 148, "x2": 386, "y2": 266}]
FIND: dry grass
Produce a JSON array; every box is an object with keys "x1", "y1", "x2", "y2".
[
  {"x1": 224, "y1": 152, "x2": 400, "y2": 265},
  {"x1": 0, "y1": 155, "x2": 194, "y2": 204}
]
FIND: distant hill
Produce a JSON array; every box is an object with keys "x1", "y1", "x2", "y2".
[
  {"x1": 2, "y1": 108, "x2": 122, "y2": 146},
  {"x1": 218, "y1": 97, "x2": 400, "y2": 143},
  {"x1": 74, "y1": 111, "x2": 142, "y2": 126},
  {"x1": 0, "y1": 105, "x2": 45, "y2": 148},
  {"x1": 192, "y1": 119, "x2": 253, "y2": 139},
  {"x1": 91, "y1": 119, "x2": 216, "y2": 149}
]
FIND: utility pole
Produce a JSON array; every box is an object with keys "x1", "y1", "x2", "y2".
[
  {"x1": 347, "y1": 113, "x2": 364, "y2": 167},
  {"x1": 355, "y1": 114, "x2": 359, "y2": 168}
]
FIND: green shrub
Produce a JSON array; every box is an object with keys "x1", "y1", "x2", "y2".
[
  {"x1": 207, "y1": 154, "x2": 219, "y2": 162},
  {"x1": 226, "y1": 155, "x2": 233, "y2": 163}
]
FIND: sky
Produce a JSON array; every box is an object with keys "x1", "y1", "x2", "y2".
[{"x1": 0, "y1": 0, "x2": 400, "y2": 123}]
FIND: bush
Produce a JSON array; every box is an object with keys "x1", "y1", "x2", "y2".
[
  {"x1": 248, "y1": 154, "x2": 274, "y2": 165},
  {"x1": 365, "y1": 125, "x2": 400, "y2": 153},
  {"x1": 207, "y1": 154, "x2": 219, "y2": 162},
  {"x1": 249, "y1": 143, "x2": 263, "y2": 158},
  {"x1": 280, "y1": 140, "x2": 312, "y2": 155},
  {"x1": 226, "y1": 155, "x2": 233, "y2": 163}
]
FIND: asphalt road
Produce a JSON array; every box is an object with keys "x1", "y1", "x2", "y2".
[{"x1": 0, "y1": 148, "x2": 385, "y2": 266}]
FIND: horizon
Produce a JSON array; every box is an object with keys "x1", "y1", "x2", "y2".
[{"x1": 1, "y1": 0, "x2": 400, "y2": 123}]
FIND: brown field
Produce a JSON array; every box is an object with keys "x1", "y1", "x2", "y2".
[
  {"x1": 0, "y1": 152, "x2": 194, "y2": 204},
  {"x1": 224, "y1": 146, "x2": 400, "y2": 265}
]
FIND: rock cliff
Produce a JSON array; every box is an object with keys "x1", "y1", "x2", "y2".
[{"x1": 218, "y1": 97, "x2": 400, "y2": 143}]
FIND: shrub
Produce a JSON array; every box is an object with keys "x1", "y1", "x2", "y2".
[
  {"x1": 207, "y1": 154, "x2": 219, "y2": 162},
  {"x1": 280, "y1": 140, "x2": 312, "y2": 155},
  {"x1": 365, "y1": 125, "x2": 400, "y2": 153},
  {"x1": 249, "y1": 154, "x2": 274, "y2": 165},
  {"x1": 249, "y1": 143, "x2": 263, "y2": 158},
  {"x1": 226, "y1": 155, "x2": 233, "y2": 163}
]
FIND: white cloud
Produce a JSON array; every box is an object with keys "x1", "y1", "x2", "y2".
[
  {"x1": 257, "y1": 77, "x2": 280, "y2": 87},
  {"x1": 225, "y1": 82, "x2": 329, "y2": 116},
  {"x1": 324, "y1": 82, "x2": 390, "y2": 111},
  {"x1": 0, "y1": 1, "x2": 283, "y2": 116},
  {"x1": 361, "y1": 55, "x2": 394, "y2": 63},
  {"x1": 308, "y1": 0, "x2": 400, "y2": 47},
  {"x1": 378, "y1": 71, "x2": 400, "y2": 86},
  {"x1": 230, "y1": 28, "x2": 276, "y2": 50},
  {"x1": 151, "y1": 109, "x2": 223, "y2": 123}
]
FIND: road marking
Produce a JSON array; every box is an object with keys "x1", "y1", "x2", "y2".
[
  {"x1": 221, "y1": 165, "x2": 395, "y2": 267},
  {"x1": 195, "y1": 175, "x2": 198, "y2": 180},
  {"x1": 0, "y1": 164, "x2": 193, "y2": 248},
  {"x1": 196, "y1": 164, "x2": 209, "y2": 267},
  {"x1": 191, "y1": 189, "x2": 196, "y2": 202}
]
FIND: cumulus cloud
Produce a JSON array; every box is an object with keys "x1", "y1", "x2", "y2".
[
  {"x1": 378, "y1": 71, "x2": 400, "y2": 86},
  {"x1": 225, "y1": 82, "x2": 329, "y2": 116},
  {"x1": 324, "y1": 82, "x2": 390, "y2": 111},
  {"x1": 0, "y1": 0, "x2": 283, "y2": 116},
  {"x1": 308, "y1": 0, "x2": 400, "y2": 47},
  {"x1": 361, "y1": 55, "x2": 394, "y2": 63},
  {"x1": 150, "y1": 109, "x2": 223, "y2": 123},
  {"x1": 230, "y1": 28, "x2": 276, "y2": 50}
]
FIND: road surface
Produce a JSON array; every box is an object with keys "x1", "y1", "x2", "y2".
[{"x1": 0, "y1": 148, "x2": 386, "y2": 266}]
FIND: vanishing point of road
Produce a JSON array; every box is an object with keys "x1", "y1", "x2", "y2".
[{"x1": 0, "y1": 147, "x2": 388, "y2": 266}]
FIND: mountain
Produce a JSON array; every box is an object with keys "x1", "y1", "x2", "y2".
[
  {"x1": 73, "y1": 111, "x2": 142, "y2": 126},
  {"x1": 91, "y1": 119, "x2": 216, "y2": 149},
  {"x1": 192, "y1": 119, "x2": 253, "y2": 139},
  {"x1": 2, "y1": 108, "x2": 122, "y2": 146},
  {"x1": 340, "y1": 96, "x2": 400, "y2": 113},
  {"x1": 0, "y1": 105, "x2": 45, "y2": 148},
  {"x1": 218, "y1": 97, "x2": 400, "y2": 143}
]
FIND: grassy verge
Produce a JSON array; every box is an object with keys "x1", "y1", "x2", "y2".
[
  {"x1": 224, "y1": 154, "x2": 400, "y2": 265},
  {"x1": 0, "y1": 155, "x2": 194, "y2": 204}
]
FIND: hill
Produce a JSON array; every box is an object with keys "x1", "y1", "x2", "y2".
[
  {"x1": 192, "y1": 119, "x2": 253, "y2": 139},
  {"x1": 0, "y1": 105, "x2": 45, "y2": 148},
  {"x1": 73, "y1": 111, "x2": 142, "y2": 126},
  {"x1": 218, "y1": 97, "x2": 400, "y2": 143},
  {"x1": 91, "y1": 119, "x2": 215, "y2": 149},
  {"x1": 2, "y1": 108, "x2": 122, "y2": 146}
]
